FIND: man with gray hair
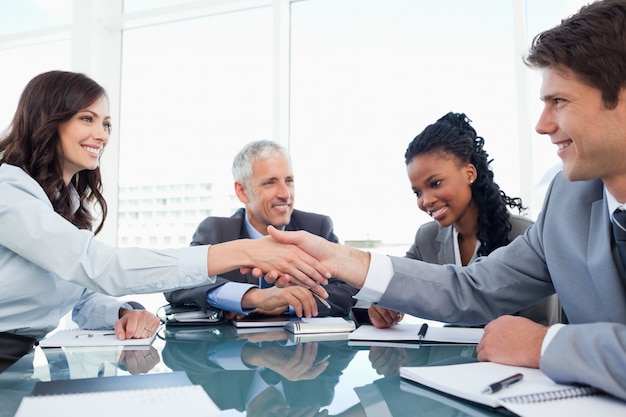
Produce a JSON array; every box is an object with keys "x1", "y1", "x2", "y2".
[{"x1": 166, "y1": 140, "x2": 357, "y2": 318}]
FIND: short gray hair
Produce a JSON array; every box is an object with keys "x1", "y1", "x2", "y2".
[{"x1": 232, "y1": 140, "x2": 292, "y2": 191}]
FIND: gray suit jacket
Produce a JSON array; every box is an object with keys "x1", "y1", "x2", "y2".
[
  {"x1": 405, "y1": 215, "x2": 561, "y2": 325},
  {"x1": 165, "y1": 208, "x2": 358, "y2": 316},
  {"x1": 378, "y1": 173, "x2": 626, "y2": 400}
]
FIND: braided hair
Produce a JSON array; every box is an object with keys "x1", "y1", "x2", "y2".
[{"x1": 405, "y1": 112, "x2": 525, "y2": 256}]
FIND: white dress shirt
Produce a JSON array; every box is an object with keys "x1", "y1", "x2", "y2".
[{"x1": 0, "y1": 164, "x2": 213, "y2": 339}]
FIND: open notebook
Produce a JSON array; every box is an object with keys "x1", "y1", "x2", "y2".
[
  {"x1": 349, "y1": 323, "x2": 483, "y2": 347},
  {"x1": 400, "y1": 362, "x2": 625, "y2": 417}
]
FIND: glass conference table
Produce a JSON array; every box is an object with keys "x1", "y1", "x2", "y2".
[{"x1": 0, "y1": 324, "x2": 511, "y2": 417}]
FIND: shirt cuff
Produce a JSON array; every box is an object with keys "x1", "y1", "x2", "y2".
[
  {"x1": 178, "y1": 245, "x2": 216, "y2": 283},
  {"x1": 120, "y1": 301, "x2": 145, "y2": 311},
  {"x1": 354, "y1": 253, "x2": 393, "y2": 303},
  {"x1": 207, "y1": 282, "x2": 256, "y2": 315},
  {"x1": 541, "y1": 323, "x2": 566, "y2": 355}
]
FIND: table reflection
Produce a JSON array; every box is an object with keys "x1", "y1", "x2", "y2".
[
  {"x1": 0, "y1": 333, "x2": 161, "y2": 417},
  {"x1": 161, "y1": 326, "x2": 355, "y2": 415},
  {"x1": 1, "y1": 324, "x2": 514, "y2": 417},
  {"x1": 354, "y1": 373, "x2": 506, "y2": 417},
  {"x1": 368, "y1": 344, "x2": 478, "y2": 377}
]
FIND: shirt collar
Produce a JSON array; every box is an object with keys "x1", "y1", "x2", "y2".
[
  {"x1": 244, "y1": 214, "x2": 265, "y2": 240},
  {"x1": 452, "y1": 227, "x2": 480, "y2": 266},
  {"x1": 605, "y1": 187, "x2": 625, "y2": 216},
  {"x1": 243, "y1": 211, "x2": 287, "y2": 240}
]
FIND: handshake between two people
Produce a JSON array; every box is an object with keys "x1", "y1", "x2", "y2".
[
  {"x1": 240, "y1": 225, "x2": 370, "y2": 298},
  {"x1": 250, "y1": 227, "x2": 550, "y2": 371}
]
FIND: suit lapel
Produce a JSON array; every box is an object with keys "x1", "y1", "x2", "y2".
[
  {"x1": 436, "y1": 227, "x2": 456, "y2": 264},
  {"x1": 285, "y1": 210, "x2": 299, "y2": 232},
  {"x1": 586, "y1": 197, "x2": 626, "y2": 322}
]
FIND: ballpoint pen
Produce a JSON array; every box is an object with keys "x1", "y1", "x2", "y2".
[
  {"x1": 75, "y1": 332, "x2": 116, "y2": 338},
  {"x1": 481, "y1": 373, "x2": 524, "y2": 394},
  {"x1": 313, "y1": 353, "x2": 332, "y2": 366},
  {"x1": 309, "y1": 288, "x2": 332, "y2": 309},
  {"x1": 417, "y1": 323, "x2": 428, "y2": 341}
]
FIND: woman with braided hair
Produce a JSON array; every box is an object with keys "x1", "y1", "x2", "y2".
[{"x1": 368, "y1": 112, "x2": 561, "y2": 328}]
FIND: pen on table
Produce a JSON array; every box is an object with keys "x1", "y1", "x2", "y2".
[
  {"x1": 75, "y1": 332, "x2": 116, "y2": 338},
  {"x1": 417, "y1": 323, "x2": 428, "y2": 341},
  {"x1": 481, "y1": 373, "x2": 524, "y2": 394},
  {"x1": 309, "y1": 288, "x2": 331, "y2": 309}
]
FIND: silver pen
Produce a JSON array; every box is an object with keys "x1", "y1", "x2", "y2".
[
  {"x1": 309, "y1": 288, "x2": 331, "y2": 309},
  {"x1": 75, "y1": 332, "x2": 116, "y2": 338}
]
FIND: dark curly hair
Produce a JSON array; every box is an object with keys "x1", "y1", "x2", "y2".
[
  {"x1": 0, "y1": 71, "x2": 108, "y2": 234},
  {"x1": 405, "y1": 112, "x2": 526, "y2": 256}
]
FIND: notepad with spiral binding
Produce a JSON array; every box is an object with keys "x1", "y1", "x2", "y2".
[{"x1": 399, "y1": 362, "x2": 625, "y2": 417}]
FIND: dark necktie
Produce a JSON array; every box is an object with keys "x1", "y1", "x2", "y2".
[{"x1": 612, "y1": 209, "x2": 626, "y2": 271}]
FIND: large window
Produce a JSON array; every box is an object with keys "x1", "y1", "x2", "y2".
[
  {"x1": 119, "y1": 6, "x2": 274, "y2": 247},
  {"x1": 114, "y1": 0, "x2": 586, "y2": 258},
  {"x1": 0, "y1": 0, "x2": 71, "y2": 36},
  {"x1": 0, "y1": 40, "x2": 70, "y2": 127},
  {"x1": 0, "y1": 0, "x2": 71, "y2": 127},
  {"x1": 291, "y1": 0, "x2": 521, "y2": 249}
]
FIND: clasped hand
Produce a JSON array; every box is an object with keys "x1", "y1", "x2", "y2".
[{"x1": 242, "y1": 286, "x2": 320, "y2": 318}]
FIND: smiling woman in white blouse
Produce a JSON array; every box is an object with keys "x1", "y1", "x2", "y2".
[{"x1": 0, "y1": 70, "x2": 330, "y2": 341}]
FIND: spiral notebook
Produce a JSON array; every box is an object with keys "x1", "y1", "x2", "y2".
[{"x1": 399, "y1": 362, "x2": 626, "y2": 417}]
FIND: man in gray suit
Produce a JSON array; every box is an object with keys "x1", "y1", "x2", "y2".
[
  {"x1": 165, "y1": 140, "x2": 357, "y2": 318},
  {"x1": 263, "y1": 0, "x2": 626, "y2": 401}
]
